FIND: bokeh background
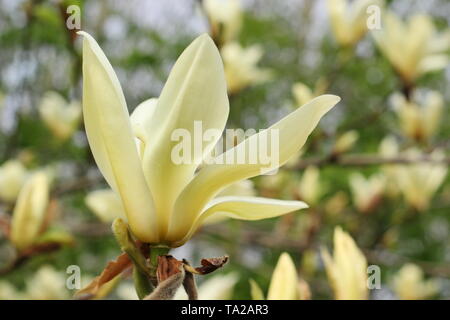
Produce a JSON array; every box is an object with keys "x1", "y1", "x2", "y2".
[{"x1": 0, "y1": 0, "x2": 449, "y2": 300}]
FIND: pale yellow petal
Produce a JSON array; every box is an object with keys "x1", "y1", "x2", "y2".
[
  {"x1": 178, "y1": 197, "x2": 307, "y2": 245},
  {"x1": 169, "y1": 95, "x2": 339, "y2": 240},
  {"x1": 141, "y1": 34, "x2": 229, "y2": 239},
  {"x1": 130, "y1": 98, "x2": 158, "y2": 142},
  {"x1": 79, "y1": 31, "x2": 157, "y2": 243}
]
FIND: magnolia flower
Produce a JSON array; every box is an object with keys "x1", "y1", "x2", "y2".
[
  {"x1": 394, "y1": 149, "x2": 447, "y2": 211},
  {"x1": 349, "y1": 172, "x2": 386, "y2": 213},
  {"x1": 373, "y1": 12, "x2": 450, "y2": 85},
  {"x1": 297, "y1": 166, "x2": 322, "y2": 206},
  {"x1": 39, "y1": 91, "x2": 82, "y2": 141},
  {"x1": 321, "y1": 227, "x2": 368, "y2": 300},
  {"x1": 203, "y1": 0, "x2": 242, "y2": 45},
  {"x1": 221, "y1": 42, "x2": 272, "y2": 94},
  {"x1": 267, "y1": 253, "x2": 302, "y2": 300},
  {"x1": 327, "y1": 0, "x2": 382, "y2": 47},
  {"x1": 10, "y1": 171, "x2": 50, "y2": 251},
  {"x1": 392, "y1": 263, "x2": 439, "y2": 300},
  {"x1": 79, "y1": 31, "x2": 339, "y2": 248},
  {"x1": 0, "y1": 159, "x2": 28, "y2": 202},
  {"x1": 333, "y1": 130, "x2": 359, "y2": 154},
  {"x1": 391, "y1": 91, "x2": 444, "y2": 143},
  {"x1": 251, "y1": 252, "x2": 309, "y2": 300}
]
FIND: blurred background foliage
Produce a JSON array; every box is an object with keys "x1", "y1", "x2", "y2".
[{"x1": 0, "y1": 0, "x2": 449, "y2": 300}]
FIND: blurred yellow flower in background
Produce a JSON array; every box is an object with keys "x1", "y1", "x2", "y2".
[
  {"x1": 297, "y1": 166, "x2": 323, "y2": 206},
  {"x1": 324, "y1": 191, "x2": 349, "y2": 216},
  {"x1": 333, "y1": 130, "x2": 359, "y2": 154},
  {"x1": 291, "y1": 79, "x2": 328, "y2": 107},
  {"x1": 349, "y1": 172, "x2": 386, "y2": 213},
  {"x1": 0, "y1": 159, "x2": 28, "y2": 203},
  {"x1": 251, "y1": 252, "x2": 310, "y2": 300},
  {"x1": 23, "y1": 266, "x2": 70, "y2": 300},
  {"x1": 85, "y1": 189, "x2": 126, "y2": 223},
  {"x1": 321, "y1": 227, "x2": 368, "y2": 300},
  {"x1": 10, "y1": 171, "x2": 50, "y2": 251},
  {"x1": 327, "y1": 0, "x2": 383, "y2": 48},
  {"x1": 392, "y1": 263, "x2": 439, "y2": 300},
  {"x1": 0, "y1": 266, "x2": 90, "y2": 300},
  {"x1": 394, "y1": 149, "x2": 447, "y2": 211},
  {"x1": 221, "y1": 42, "x2": 272, "y2": 94},
  {"x1": 267, "y1": 252, "x2": 299, "y2": 300},
  {"x1": 203, "y1": 0, "x2": 242, "y2": 46},
  {"x1": 391, "y1": 91, "x2": 444, "y2": 143},
  {"x1": 373, "y1": 12, "x2": 450, "y2": 85},
  {"x1": 38, "y1": 91, "x2": 81, "y2": 141}
]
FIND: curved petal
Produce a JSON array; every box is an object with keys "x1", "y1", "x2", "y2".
[
  {"x1": 174, "y1": 196, "x2": 307, "y2": 246},
  {"x1": 142, "y1": 34, "x2": 229, "y2": 237},
  {"x1": 130, "y1": 98, "x2": 158, "y2": 143},
  {"x1": 79, "y1": 31, "x2": 157, "y2": 243},
  {"x1": 169, "y1": 94, "x2": 339, "y2": 240}
]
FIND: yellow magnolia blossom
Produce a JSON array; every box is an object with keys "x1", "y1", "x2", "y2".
[
  {"x1": 321, "y1": 227, "x2": 368, "y2": 300},
  {"x1": 10, "y1": 171, "x2": 50, "y2": 251},
  {"x1": 0, "y1": 159, "x2": 28, "y2": 202},
  {"x1": 373, "y1": 12, "x2": 450, "y2": 85},
  {"x1": 221, "y1": 42, "x2": 272, "y2": 94},
  {"x1": 394, "y1": 149, "x2": 447, "y2": 211},
  {"x1": 79, "y1": 31, "x2": 339, "y2": 248},
  {"x1": 391, "y1": 91, "x2": 444, "y2": 142},
  {"x1": 349, "y1": 172, "x2": 386, "y2": 213},
  {"x1": 203, "y1": 0, "x2": 242, "y2": 45},
  {"x1": 298, "y1": 166, "x2": 322, "y2": 206},
  {"x1": 38, "y1": 91, "x2": 82, "y2": 141},
  {"x1": 267, "y1": 253, "x2": 299, "y2": 300},
  {"x1": 327, "y1": 0, "x2": 382, "y2": 47},
  {"x1": 292, "y1": 79, "x2": 328, "y2": 109},
  {"x1": 392, "y1": 263, "x2": 439, "y2": 300},
  {"x1": 333, "y1": 130, "x2": 359, "y2": 154},
  {"x1": 250, "y1": 253, "x2": 311, "y2": 300}
]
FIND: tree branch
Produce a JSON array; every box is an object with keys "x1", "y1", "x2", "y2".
[{"x1": 291, "y1": 154, "x2": 450, "y2": 170}]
